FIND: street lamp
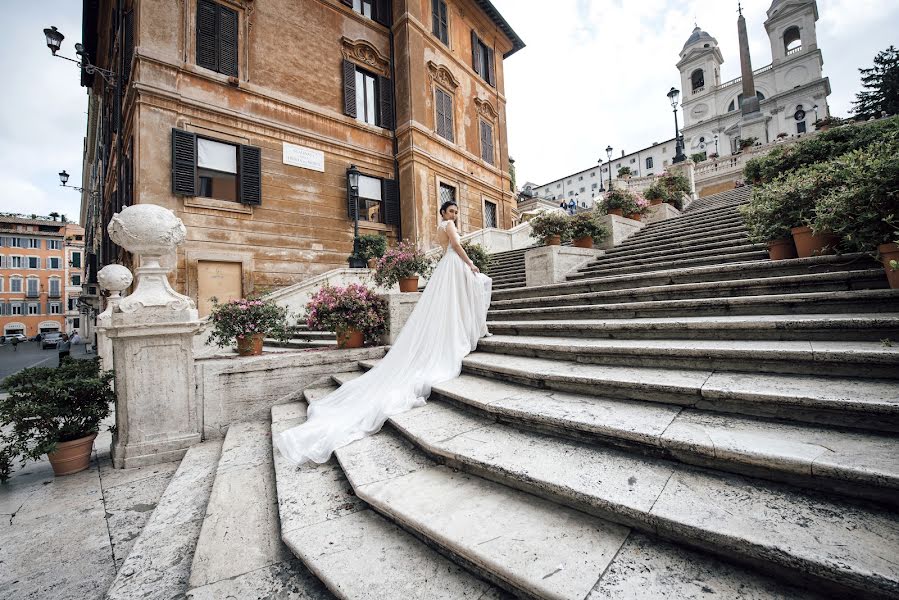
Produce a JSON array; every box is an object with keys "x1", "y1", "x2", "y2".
[
  {"x1": 668, "y1": 87, "x2": 686, "y2": 163},
  {"x1": 346, "y1": 164, "x2": 365, "y2": 268},
  {"x1": 42, "y1": 25, "x2": 117, "y2": 87},
  {"x1": 58, "y1": 169, "x2": 99, "y2": 197},
  {"x1": 714, "y1": 133, "x2": 719, "y2": 156},
  {"x1": 605, "y1": 145, "x2": 613, "y2": 191},
  {"x1": 44, "y1": 26, "x2": 64, "y2": 55},
  {"x1": 813, "y1": 104, "x2": 819, "y2": 124}
]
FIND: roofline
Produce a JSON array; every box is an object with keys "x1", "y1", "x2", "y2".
[
  {"x1": 535, "y1": 137, "x2": 679, "y2": 187},
  {"x1": 473, "y1": 0, "x2": 526, "y2": 58}
]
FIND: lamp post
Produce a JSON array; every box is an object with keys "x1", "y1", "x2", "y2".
[
  {"x1": 346, "y1": 164, "x2": 365, "y2": 268},
  {"x1": 714, "y1": 133, "x2": 719, "y2": 156},
  {"x1": 813, "y1": 104, "x2": 819, "y2": 124},
  {"x1": 668, "y1": 87, "x2": 686, "y2": 164},
  {"x1": 605, "y1": 145, "x2": 613, "y2": 192},
  {"x1": 58, "y1": 170, "x2": 100, "y2": 197}
]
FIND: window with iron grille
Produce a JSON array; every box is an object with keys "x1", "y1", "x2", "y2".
[
  {"x1": 439, "y1": 182, "x2": 456, "y2": 208},
  {"x1": 484, "y1": 200, "x2": 497, "y2": 229}
]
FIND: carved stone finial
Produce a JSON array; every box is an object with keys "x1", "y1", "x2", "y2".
[
  {"x1": 97, "y1": 264, "x2": 133, "y2": 319},
  {"x1": 108, "y1": 204, "x2": 194, "y2": 313}
]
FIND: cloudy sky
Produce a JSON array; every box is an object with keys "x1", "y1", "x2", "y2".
[{"x1": 2, "y1": 1, "x2": 897, "y2": 223}]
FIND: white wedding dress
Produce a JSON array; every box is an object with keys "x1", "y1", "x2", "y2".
[{"x1": 276, "y1": 220, "x2": 493, "y2": 465}]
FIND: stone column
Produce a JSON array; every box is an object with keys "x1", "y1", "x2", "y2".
[{"x1": 104, "y1": 204, "x2": 203, "y2": 469}]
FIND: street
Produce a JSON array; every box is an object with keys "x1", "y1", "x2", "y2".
[{"x1": 0, "y1": 340, "x2": 93, "y2": 383}]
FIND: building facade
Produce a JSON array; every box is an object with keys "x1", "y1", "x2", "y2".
[
  {"x1": 79, "y1": 0, "x2": 522, "y2": 316},
  {"x1": 0, "y1": 216, "x2": 85, "y2": 338}
]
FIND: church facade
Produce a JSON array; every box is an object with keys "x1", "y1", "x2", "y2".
[{"x1": 678, "y1": 0, "x2": 831, "y2": 157}]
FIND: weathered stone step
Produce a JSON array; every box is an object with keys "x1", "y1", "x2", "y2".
[
  {"x1": 334, "y1": 422, "x2": 822, "y2": 599},
  {"x1": 571, "y1": 249, "x2": 770, "y2": 279},
  {"x1": 485, "y1": 313, "x2": 899, "y2": 342},
  {"x1": 286, "y1": 329, "x2": 337, "y2": 339},
  {"x1": 270, "y1": 403, "x2": 508, "y2": 600},
  {"x1": 490, "y1": 289, "x2": 899, "y2": 322},
  {"x1": 585, "y1": 242, "x2": 767, "y2": 270},
  {"x1": 604, "y1": 228, "x2": 749, "y2": 257},
  {"x1": 493, "y1": 254, "x2": 883, "y2": 301},
  {"x1": 682, "y1": 198, "x2": 750, "y2": 214},
  {"x1": 456, "y1": 353, "x2": 899, "y2": 432},
  {"x1": 187, "y1": 422, "x2": 330, "y2": 599},
  {"x1": 491, "y1": 270, "x2": 889, "y2": 311},
  {"x1": 384, "y1": 403, "x2": 899, "y2": 599},
  {"x1": 106, "y1": 440, "x2": 224, "y2": 600},
  {"x1": 615, "y1": 223, "x2": 749, "y2": 253},
  {"x1": 266, "y1": 339, "x2": 339, "y2": 349},
  {"x1": 639, "y1": 210, "x2": 744, "y2": 235}
]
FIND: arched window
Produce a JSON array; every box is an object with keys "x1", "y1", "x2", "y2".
[
  {"x1": 691, "y1": 69, "x2": 705, "y2": 92},
  {"x1": 728, "y1": 91, "x2": 766, "y2": 112},
  {"x1": 783, "y1": 26, "x2": 801, "y2": 53}
]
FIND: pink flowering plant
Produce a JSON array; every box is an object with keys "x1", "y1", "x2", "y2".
[
  {"x1": 372, "y1": 240, "x2": 433, "y2": 288},
  {"x1": 206, "y1": 296, "x2": 291, "y2": 348},
  {"x1": 632, "y1": 194, "x2": 651, "y2": 216},
  {"x1": 304, "y1": 284, "x2": 387, "y2": 344}
]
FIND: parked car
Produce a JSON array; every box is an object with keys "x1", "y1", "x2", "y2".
[
  {"x1": 3, "y1": 334, "x2": 27, "y2": 343},
  {"x1": 29, "y1": 333, "x2": 43, "y2": 342},
  {"x1": 41, "y1": 332, "x2": 63, "y2": 349}
]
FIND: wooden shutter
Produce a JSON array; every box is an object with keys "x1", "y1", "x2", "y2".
[
  {"x1": 439, "y1": 1, "x2": 448, "y2": 43},
  {"x1": 484, "y1": 122, "x2": 494, "y2": 164},
  {"x1": 435, "y1": 89, "x2": 446, "y2": 138},
  {"x1": 471, "y1": 30, "x2": 481, "y2": 76},
  {"x1": 123, "y1": 10, "x2": 134, "y2": 83},
  {"x1": 383, "y1": 179, "x2": 400, "y2": 226},
  {"x1": 486, "y1": 47, "x2": 496, "y2": 87},
  {"x1": 196, "y1": 0, "x2": 217, "y2": 71},
  {"x1": 374, "y1": 0, "x2": 391, "y2": 26},
  {"x1": 171, "y1": 129, "x2": 197, "y2": 196},
  {"x1": 443, "y1": 91, "x2": 454, "y2": 142},
  {"x1": 378, "y1": 75, "x2": 394, "y2": 130},
  {"x1": 219, "y1": 4, "x2": 239, "y2": 77},
  {"x1": 431, "y1": 0, "x2": 440, "y2": 37},
  {"x1": 343, "y1": 59, "x2": 357, "y2": 118},
  {"x1": 239, "y1": 144, "x2": 262, "y2": 205}
]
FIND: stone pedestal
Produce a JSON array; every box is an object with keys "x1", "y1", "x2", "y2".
[
  {"x1": 644, "y1": 202, "x2": 681, "y2": 225},
  {"x1": 668, "y1": 159, "x2": 698, "y2": 203},
  {"x1": 381, "y1": 292, "x2": 422, "y2": 345},
  {"x1": 525, "y1": 246, "x2": 605, "y2": 287},
  {"x1": 596, "y1": 214, "x2": 645, "y2": 250}
]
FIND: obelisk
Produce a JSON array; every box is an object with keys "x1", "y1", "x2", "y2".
[{"x1": 736, "y1": 3, "x2": 768, "y2": 144}]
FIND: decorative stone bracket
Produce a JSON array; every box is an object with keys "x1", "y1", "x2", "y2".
[
  {"x1": 342, "y1": 37, "x2": 390, "y2": 78},
  {"x1": 427, "y1": 60, "x2": 459, "y2": 91}
]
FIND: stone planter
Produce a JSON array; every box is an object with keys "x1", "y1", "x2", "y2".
[
  {"x1": 767, "y1": 237, "x2": 798, "y2": 261},
  {"x1": 607, "y1": 208, "x2": 623, "y2": 217},
  {"x1": 878, "y1": 242, "x2": 899, "y2": 289},
  {"x1": 48, "y1": 433, "x2": 97, "y2": 477},
  {"x1": 336, "y1": 328, "x2": 364, "y2": 349},
  {"x1": 236, "y1": 333, "x2": 265, "y2": 356},
  {"x1": 545, "y1": 235, "x2": 562, "y2": 246},
  {"x1": 791, "y1": 226, "x2": 839, "y2": 258},
  {"x1": 399, "y1": 277, "x2": 419, "y2": 292},
  {"x1": 572, "y1": 236, "x2": 593, "y2": 249},
  {"x1": 649, "y1": 198, "x2": 663, "y2": 206},
  {"x1": 367, "y1": 258, "x2": 379, "y2": 269},
  {"x1": 626, "y1": 213, "x2": 643, "y2": 222}
]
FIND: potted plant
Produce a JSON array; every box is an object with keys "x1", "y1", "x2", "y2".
[
  {"x1": 461, "y1": 241, "x2": 492, "y2": 272},
  {"x1": 617, "y1": 166, "x2": 632, "y2": 179},
  {"x1": 691, "y1": 152, "x2": 707, "y2": 163},
  {"x1": 206, "y1": 296, "x2": 291, "y2": 356},
  {"x1": 528, "y1": 211, "x2": 571, "y2": 246},
  {"x1": 569, "y1": 213, "x2": 610, "y2": 248},
  {"x1": 739, "y1": 137, "x2": 759, "y2": 151},
  {"x1": 1, "y1": 358, "x2": 115, "y2": 481},
  {"x1": 604, "y1": 188, "x2": 638, "y2": 218},
  {"x1": 625, "y1": 195, "x2": 651, "y2": 221},
  {"x1": 305, "y1": 283, "x2": 387, "y2": 348},
  {"x1": 350, "y1": 234, "x2": 388, "y2": 269},
  {"x1": 776, "y1": 132, "x2": 789, "y2": 140},
  {"x1": 644, "y1": 181, "x2": 666, "y2": 206},
  {"x1": 659, "y1": 172, "x2": 690, "y2": 211},
  {"x1": 373, "y1": 240, "x2": 433, "y2": 292}
]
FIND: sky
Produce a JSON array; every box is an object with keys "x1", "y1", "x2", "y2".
[{"x1": 1, "y1": 1, "x2": 897, "y2": 223}]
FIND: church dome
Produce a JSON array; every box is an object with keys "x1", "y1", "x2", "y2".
[{"x1": 682, "y1": 26, "x2": 717, "y2": 53}]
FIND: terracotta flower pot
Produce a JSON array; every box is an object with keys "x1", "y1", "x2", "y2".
[
  {"x1": 608, "y1": 208, "x2": 623, "y2": 217},
  {"x1": 650, "y1": 199, "x2": 663, "y2": 206},
  {"x1": 626, "y1": 213, "x2": 642, "y2": 222},
  {"x1": 367, "y1": 258, "x2": 378, "y2": 269},
  {"x1": 399, "y1": 277, "x2": 419, "y2": 292},
  {"x1": 545, "y1": 235, "x2": 562, "y2": 246},
  {"x1": 572, "y1": 236, "x2": 593, "y2": 249},
  {"x1": 767, "y1": 237, "x2": 798, "y2": 261},
  {"x1": 48, "y1": 433, "x2": 97, "y2": 477},
  {"x1": 336, "y1": 328, "x2": 364, "y2": 349},
  {"x1": 236, "y1": 332, "x2": 264, "y2": 356},
  {"x1": 878, "y1": 242, "x2": 899, "y2": 289},
  {"x1": 791, "y1": 226, "x2": 839, "y2": 258}
]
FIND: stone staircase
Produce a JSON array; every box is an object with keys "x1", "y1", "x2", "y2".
[
  {"x1": 486, "y1": 246, "x2": 532, "y2": 291},
  {"x1": 103, "y1": 186, "x2": 899, "y2": 599},
  {"x1": 266, "y1": 323, "x2": 338, "y2": 350}
]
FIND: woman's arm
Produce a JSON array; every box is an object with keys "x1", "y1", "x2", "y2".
[{"x1": 445, "y1": 221, "x2": 479, "y2": 273}]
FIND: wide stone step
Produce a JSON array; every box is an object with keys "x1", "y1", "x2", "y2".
[
  {"x1": 266, "y1": 339, "x2": 339, "y2": 350},
  {"x1": 106, "y1": 440, "x2": 224, "y2": 600},
  {"x1": 476, "y1": 334, "x2": 899, "y2": 379},
  {"x1": 491, "y1": 270, "x2": 889, "y2": 311},
  {"x1": 584, "y1": 242, "x2": 767, "y2": 270},
  {"x1": 187, "y1": 422, "x2": 330, "y2": 599},
  {"x1": 456, "y1": 353, "x2": 899, "y2": 432},
  {"x1": 639, "y1": 210, "x2": 744, "y2": 235},
  {"x1": 485, "y1": 313, "x2": 899, "y2": 342},
  {"x1": 493, "y1": 254, "x2": 883, "y2": 301},
  {"x1": 270, "y1": 403, "x2": 507, "y2": 600},
  {"x1": 490, "y1": 289, "x2": 899, "y2": 322},
  {"x1": 571, "y1": 249, "x2": 770, "y2": 279},
  {"x1": 616, "y1": 224, "x2": 750, "y2": 253},
  {"x1": 286, "y1": 329, "x2": 337, "y2": 340},
  {"x1": 623, "y1": 214, "x2": 746, "y2": 240},
  {"x1": 383, "y1": 401, "x2": 899, "y2": 599},
  {"x1": 333, "y1": 420, "x2": 821, "y2": 599},
  {"x1": 604, "y1": 228, "x2": 749, "y2": 257}
]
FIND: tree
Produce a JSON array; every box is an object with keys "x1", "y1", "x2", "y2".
[{"x1": 852, "y1": 46, "x2": 899, "y2": 119}]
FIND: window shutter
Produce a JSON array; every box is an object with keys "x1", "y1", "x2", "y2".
[
  {"x1": 378, "y1": 76, "x2": 394, "y2": 130},
  {"x1": 383, "y1": 179, "x2": 400, "y2": 226},
  {"x1": 340, "y1": 0, "x2": 353, "y2": 6},
  {"x1": 439, "y1": 1, "x2": 448, "y2": 43},
  {"x1": 239, "y1": 144, "x2": 262, "y2": 205},
  {"x1": 171, "y1": 129, "x2": 197, "y2": 196},
  {"x1": 374, "y1": 0, "x2": 391, "y2": 27},
  {"x1": 123, "y1": 10, "x2": 134, "y2": 83},
  {"x1": 443, "y1": 92, "x2": 454, "y2": 142},
  {"x1": 343, "y1": 59, "x2": 357, "y2": 118},
  {"x1": 219, "y1": 5, "x2": 239, "y2": 77},
  {"x1": 431, "y1": 0, "x2": 440, "y2": 37},
  {"x1": 471, "y1": 30, "x2": 481, "y2": 76},
  {"x1": 196, "y1": 0, "x2": 217, "y2": 71},
  {"x1": 486, "y1": 46, "x2": 495, "y2": 86},
  {"x1": 435, "y1": 90, "x2": 445, "y2": 138}
]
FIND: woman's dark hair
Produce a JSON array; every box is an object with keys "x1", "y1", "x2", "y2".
[{"x1": 439, "y1": 200, "x2": 458, "y2": 215}]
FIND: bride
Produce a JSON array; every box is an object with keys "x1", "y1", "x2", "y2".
[{"x1": 276, "y1": 200, "x2": 493, "y2": 465}]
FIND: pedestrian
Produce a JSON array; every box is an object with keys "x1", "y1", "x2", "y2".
[
  {"x1": 57, "y1": 333, "x2": 71, "y2": 364},
  {"x1": 11, "y1": 336, "x2": 19, "y2": 352},
  {"x1": 71, "y1": 331, "x2": 82, "y2": 346}
]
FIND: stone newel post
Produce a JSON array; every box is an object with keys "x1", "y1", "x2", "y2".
[
  {"x1": 105, "y1": 204, "x2": 203, "y2": 469},
  {"x1": 95, "y1": 264, "x2": 133, "y2": 373}
]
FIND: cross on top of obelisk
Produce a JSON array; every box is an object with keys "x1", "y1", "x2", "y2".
[{"x1": 738, "y1": 2, "x2": 743, "y2": 16}]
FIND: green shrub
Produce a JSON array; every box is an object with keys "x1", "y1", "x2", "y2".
[
  {"x1": 691, "y1": 152, "x2": 707, "y2": 163},
  {"x1": 569, "y1": 213, "x2": 610, "y2": 242},
  {"x1": 352, "y1": 234, "x2": 388, "y2": 262},
  {"x1": 617, "y1": 166, "x2": 632, "y2": 177},
  {"x1": 529, "y1": 211, "x2": 572, "y2": 244},
  {"x1": 643, "y1": 173, "x2": 689, "y2": 210},
  {"x1": 461, "y1": 241, "x2": 492, "y2": 273},
  {"x1": 604, "y1": 189, "x2": 639, "y2": 214}
]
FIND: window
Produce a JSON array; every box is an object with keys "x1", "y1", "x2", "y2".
[
  {"x1": 355, "y1": 69, "x2": 380, "y2": 126},
  {"x1": 28, "y1": 238, "x2": 41, "y2": 249},
  {"x1": 26, "y1": 278, "x2": 39, "y2": 297},
  {"x1": 50, "y1": 303, "x2": 61, "y2": 315},
  {"x1": 355, "y1": 175, "x2": 384, "y2": 223},
  {"x1": 432, "y1": 0, "x2": 448, "y2": 45},
  {"x1": 579, "y1": 187, "x2": 585, "y2": 193},
  {"x1": 70, "y1": 252, "x2": 81, "y2": 268},
  {"x1": 797, "y1": 121, "x2": 807, "y2": 134},
  {"x1": 471, "y1": 32, "x2": 495, "y2": 86},
  {"x1": 0, "y1": 277, "x2": 3, "y2": 292},
  {"x1": 28, "y1": 303, "x2": 40, "y2": 316},
  {"x1": 342, "y1": 61, "x2": 393, "y2": 130},
  {"x1": 49, "y1": 257, "x2": 61, "y2": 269},
  {"x1": 196, "y1": 0, "x2": 238, "y2": 77},
  {"x1": 663, "y1": 147, "x2": 667, "y2": 154},
  {"x1": 663, "y1": 159, "x2": 670, "y2": 167},
  {"x1": 9, "y1": 237, "x2": 24, "y2": 248},
  {"x1": 566, "y1": 179, "x2": 572, "y2": 184},
  {"x1": 484, "y1": 200, "x2": 497, "y2": 228},
  {"x1": 591, "y1": 183, "x2": 597, "y2": 189},
  {"x1": 10, "y1": 256, "x2": 23, "y2": 269},
  {"x1": 578, "y1": 176, "x2": 583, "y2": 181},
  {"x1": 783, "y1": 26, "x2": 801, "y2": 53},
  {"x1": 568, "y1": 191, "x2": 573, "y2": 196},
  {"x1": 48, "y1": 240, "x2": 61, "y2": 250},
  {"x1": 602, "y1": 167, "x2": 607, "y2": 173},
  {"x1": 691, "y1": 69, "x2": 705, "y2": 92},
  {"x1": 68, "y1": 298, "x2": 78, "y2": 311},
  {"x1": 10, "y1": 277, "x2": 22, "y2": 293},
  {"x1": 556, "y1": 183, "x2": 561, "y2": 188},
  {"x1": 590, "y1": 172, "x2": 595, "y2": 177},
  {"x1": 352, "y1": 0, "x2": 372, "y2": 18},
  {"x1": 73, "y1": 317, "x2": 80, "y2": 328},
  {"x1": 72, "y1": 274, "x2": 81, "y2": 286},
  {"x1": 630, "y1": 158, "x2": 636, "y2": 163},
  {"x1": 11, "y1": 304, "x2": 22, "y2": 315},
  {"x1": 171, "y1": 129, "x2": 262, "y2": 205},
  {"x1": 27, "y1": 257, "x2": 39, "y2": 269},
  {"x1": 49, "y1": 279, "x2": 61, "y2": 297},
  {"x1": 479, "y1": 120, "x2": 494, "y2": 165},
  {"x1": 615, "y1": 163, "x2": 621, "y2": 168},
  {"x1": 646, "y1": 157, "x2": 654, "y2": 169},
  {"x1": 439, "y1": 183, "x2": 456, "y2": 208},
  {"x1": 435, "y1": 87, "x2": 454, "y2": 142}
]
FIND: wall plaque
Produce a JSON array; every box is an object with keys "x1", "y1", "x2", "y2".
[{"x1": 283, "y1": 143, "x2": 325, "y2": 172}]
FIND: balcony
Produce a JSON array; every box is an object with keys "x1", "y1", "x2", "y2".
[{"x1": 786, "y1": 45, "x2": 803, "y2": 57}]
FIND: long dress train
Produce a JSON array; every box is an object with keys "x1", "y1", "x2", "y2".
[{"x1": 276, "y1": 225, "x2": 492, "y2": 465}]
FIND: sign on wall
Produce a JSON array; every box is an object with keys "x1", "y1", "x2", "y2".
[{"x1": 282, "y1": 142, "x2": 325, "y2": 172}]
